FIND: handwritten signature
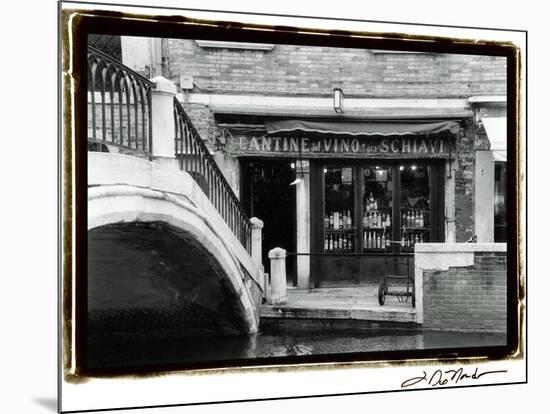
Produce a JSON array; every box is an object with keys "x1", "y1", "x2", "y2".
[{"x1": 401, "y1": 367, "x2": 507, "y2": 388}]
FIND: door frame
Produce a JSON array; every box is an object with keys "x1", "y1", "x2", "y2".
[{"x1": 239, "y1": 157, "x2": 298, "y2": 286}]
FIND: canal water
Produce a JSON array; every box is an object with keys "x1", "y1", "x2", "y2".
[{"x1": 87, "y1": 327, "x2": 507, "y2": 373}]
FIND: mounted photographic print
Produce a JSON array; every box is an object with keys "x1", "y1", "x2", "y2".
[{"x1": 59, "y1": 1, "x2": 526, "y2": 412}]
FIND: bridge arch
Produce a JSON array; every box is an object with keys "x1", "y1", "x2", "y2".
[{"x1": 88, "y1": 184, "x2": 260, "y2": 341}]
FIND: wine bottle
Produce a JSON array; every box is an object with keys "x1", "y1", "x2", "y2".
[
  {"x1": 419, "y1": 212, "x2": 424, "y2": 228},
  {"x1": 324, "y1": 215, "x2": 329, "y2": 229},
  {"x1": 324, "y1": 234, "x2": 328, "y2": 251},
  {"x1": 402, "y1": 211, "x2": 407, "y2": 228},
  {"x1": 346, "y1": 210, "x2": 352, "y2": 229},
  {"x1": 329, "y1": 213, "x2": 334, "y2": 229},
  {"x1": 363, "y1": 230, "x2": 367, "y2": 249}
]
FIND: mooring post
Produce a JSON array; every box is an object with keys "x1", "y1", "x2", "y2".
[{"x1": 268, "y1": 247, "x2": 287, "y2": 305}]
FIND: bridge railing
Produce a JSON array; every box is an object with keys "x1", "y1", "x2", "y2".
[
  {"x1": 174, "y1": 98, "x2": 252, "y2": 253},
  {"x1": 87, "y1": 46, "x2": 154, "y2": 155}
]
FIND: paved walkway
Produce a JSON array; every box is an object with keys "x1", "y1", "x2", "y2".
[{"x1": 261, "y1": 285, "x2": 416, "y2": 323}]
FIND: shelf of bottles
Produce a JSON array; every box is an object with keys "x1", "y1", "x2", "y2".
[
  {"x1": 400, "y1": 209, "x2": 430, "y2": 250},
  {"x1": 362, "y1": 194, "x2": 392, "y2": 251},
  {"x1": 362, "y1": 165, "x2": 392, "y2": 252},
  {"x1": 400, "y1": 163, "x2": 430, "y2": 251},
  {"x1": 323, "y1": 166, "x2": 354, "y2": 253},
  {"x1": 324, "y1": 210, "x2": 354, "y2": 252}
]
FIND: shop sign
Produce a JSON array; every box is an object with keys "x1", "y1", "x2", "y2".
[{"x1": 228, "y1": 135, "x2": 452, "y2": 158}]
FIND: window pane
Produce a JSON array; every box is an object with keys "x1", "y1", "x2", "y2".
[
  {"x1": 324, "y1": 166, "x2": 354, "y2": 252},
  {"x1": 362, "y1": 165, "x2": 392, "y2": 251},
  {"x1": 400, "y1": 163, "x2": 430, "y2": 250}
]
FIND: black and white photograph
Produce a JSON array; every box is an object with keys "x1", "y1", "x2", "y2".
[
  {"x1": 56, "y1": 1, "x2": 526, "y2": 412},
  {"x1": 84, "y1": 33, "x2": 512, "y2": 370}
]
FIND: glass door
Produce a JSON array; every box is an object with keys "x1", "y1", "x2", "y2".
[
  {"x1": 361, "y1": 165, "x2": 393, "y2": 252},
  {"x1": 319, "y1": 166, "x2": 357, "y2": 285},
  {"x1": 323, "y1": 166, "x2": 355, "y2": 253},
  {"x1": 399, "y1": 162, "x2": 431, "y2": 252}
]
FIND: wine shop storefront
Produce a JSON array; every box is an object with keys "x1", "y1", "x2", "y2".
[{"x1": 225, "y1": 117, "x2": 464, "y2": 288}]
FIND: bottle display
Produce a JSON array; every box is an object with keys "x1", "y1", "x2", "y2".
[
  {"x1": 362, "y1": 166, "x2": 392, "y2": 251},
  {"x1": 324, "y1": 232, "x2": 354, "y2": 252},
  {"x1": 400, "y1": 163, "x2": 430, "y2": 250},
  {"x1": 323, "y1": 164, "x2": 432, "y2": 254},
  {"x1": 324, "y1": 167, "x2": 355, "y2": 252}
]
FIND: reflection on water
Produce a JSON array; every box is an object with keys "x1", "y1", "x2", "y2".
[{"x1": 87, "y1": 328, "x2": 507, "y2": 372}]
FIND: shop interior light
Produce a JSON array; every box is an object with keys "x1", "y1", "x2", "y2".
[
  {"x1": 290, "y1": 162, "x2": 295, "y2": 169},
  {"x1": 333, "y1": 88, "x2": 344, "y2": 114},
  {"x1": 323, "y1": 168, "x2": 328, "y2": 173},
  {"x1": 399, "y1": 165, "x2": 404, "y2": 171},
  {"x1": 412, "y1": 165, "x2": 417, "y2": 170}
]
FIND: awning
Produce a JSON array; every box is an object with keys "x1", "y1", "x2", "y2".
[
  {"x1": 480, "y1": 117, "x2": 507, "y2": 162},
  {"x1": 265, "y1": 119, "x2": 460, "y2": 137}
]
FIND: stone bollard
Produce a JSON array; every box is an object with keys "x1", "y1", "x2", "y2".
[{"x1": 268, "y1": 247, "x2": 287, "y2": 305}]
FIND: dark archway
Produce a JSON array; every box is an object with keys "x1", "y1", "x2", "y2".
[{"x1": 87, "y1": 222, "x2": 249, "y2": 371}]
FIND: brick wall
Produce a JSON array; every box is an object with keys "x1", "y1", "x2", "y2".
[
  {"x1": 166, "y1": 40, "x2": 507, "y2": 97},
  {"x1": 422, "y1": 251, "x2": 507, "y2": 333},
  {"x1": 180, "y1": 102, "x2": 218, "y2": 146}
]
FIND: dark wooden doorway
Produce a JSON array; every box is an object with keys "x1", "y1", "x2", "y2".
[{"x1": 240, "y1": 158, "x2": 297, "y2": 285}]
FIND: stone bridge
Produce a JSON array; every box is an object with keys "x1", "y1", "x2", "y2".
[{"x1": 88, "y1": 152, "x2": 264, "y2": 350}]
